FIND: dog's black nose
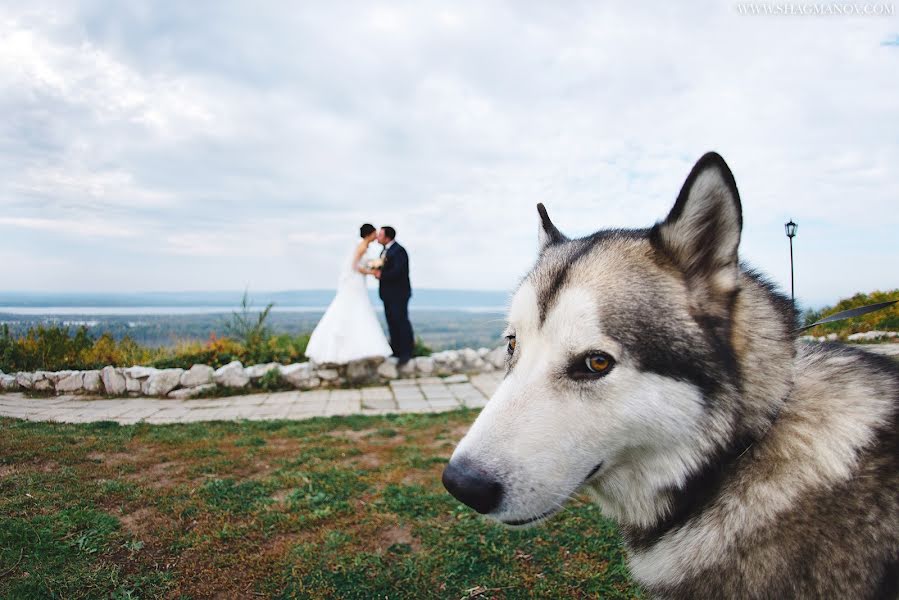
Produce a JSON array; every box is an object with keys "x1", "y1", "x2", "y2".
[{"x1": 442, "y1": 458, "x2": 503, "y2": 514}]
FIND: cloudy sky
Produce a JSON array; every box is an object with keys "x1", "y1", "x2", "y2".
[{"x1": 1, "y1": 1, "x2": 897, "y2": 307}]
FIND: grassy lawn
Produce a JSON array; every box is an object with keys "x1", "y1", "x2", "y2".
[{"x1": 0, "y1": 411, "x2": 642, "y2": 599}]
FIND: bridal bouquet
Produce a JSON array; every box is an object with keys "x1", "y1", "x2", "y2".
[{"x1": 366, "y1": 258, "x2": 385, "y2": 270}]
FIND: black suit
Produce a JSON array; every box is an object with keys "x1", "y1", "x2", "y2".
[{"x1": 378, "y1": 241, "x2": 414, "y2": 362}]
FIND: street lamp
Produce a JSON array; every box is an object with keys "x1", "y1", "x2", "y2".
[{"x1": 785, "y1": 219, "x2": 798, "y2": 303}]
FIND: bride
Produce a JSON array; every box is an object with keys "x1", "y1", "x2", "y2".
[{"x1": 304, "y1": 223, "x2": 393, "y2": 364}]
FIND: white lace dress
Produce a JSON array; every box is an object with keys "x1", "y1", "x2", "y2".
[{"x1": 304, "y1": 244, "x2": 393, "y2": 364}]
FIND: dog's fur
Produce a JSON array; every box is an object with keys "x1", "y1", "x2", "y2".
[{"x1": 444, "y1": 153, "x2": 899, "y2": 599}]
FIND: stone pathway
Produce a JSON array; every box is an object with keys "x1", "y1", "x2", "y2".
[{"x1": 0, "y1": 374, "x2": 503, "y2": 425}]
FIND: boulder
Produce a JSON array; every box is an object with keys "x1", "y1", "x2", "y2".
[
  {"x1": 346, "y1": 359, "x2": 378, "y2": 384},
  {"x1": 16, "y1": 372, "x2": 34, "y2": 390},
  {"x1": 214, "y1": 361, "x2": 249, "y2": 388},
  {"x1": 48, "y1": 370, "x2": 74, "y2": 385},
  {"x1": 147, "y1": 368, "x2": 184, "y2": 396},
  {"x1": 126, "y1": 376, "x2": 141, "y2": 393},
  {"x1": 168, "y1": 383, "x2": 216, "y2": 399},
  {"x1": 34, "y1": 378, "x2": 53, "y2": 392},
  {"x1": 477, "y1": 347, "x2": 490, "y2": 358},
  {"x1": 83, "y1": 370, "x2": 102, "y2": 393},
  {"x1": 124, "y1": 366, "x2": 157, "y2": 379},
  {"x1": 485, "y1": 346, "x2": 507, "y2": 369},
  {"x1": 101, "y1": 366, "x2": 126, "y2": 395},
  {"x1": 377, "y1": 360, "x2": 399, "y2": 380},
  {"x1": 443, "y1": 374, "x2": 469, "y2": 384},
  {"x1": 55, "y1": 371, "x2": 84, "y2": 393},
  {"x1": 245, "y1": 362, "x2": 280, "y2": 380},
  {"x1": 460, "y1": 348, "x2": 480, "y2": 368},
  {"x1": 398, "y1": 360, "x2": 416, "y2": 378},
  {"x1": 0, "y1": 374, "x2": 18, "y2": 391},
  {"x1": 316, "y1": 368, "x2": 340, "y2": 382},
  {"x1": 847, "y1": 330, "x2": 898, "y2": 342},
  {"x1": 280, "y1": 364, "x2": 320, "y2": 389},
  {"x1": 414, "y1": 356, "x2": 434, "y2": 375},
  {"x1": 180, "y1": 364, "x2": 214, "y2": 388}
]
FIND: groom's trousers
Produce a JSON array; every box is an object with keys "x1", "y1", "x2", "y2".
[{"x1": 384, "y1": 298, "x2": 415, "y2": 361}]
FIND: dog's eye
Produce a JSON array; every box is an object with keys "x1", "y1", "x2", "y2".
[
  {"x1": 584, "y1": 353, "x2": 614, "y2": 375},
  {"x1": 507, "y1": 336, "x2": 516, "y2": 355}
]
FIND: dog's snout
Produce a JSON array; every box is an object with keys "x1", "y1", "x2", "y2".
[{"x1": 442, "y1": 458, "x2": 503, "y2": 514}]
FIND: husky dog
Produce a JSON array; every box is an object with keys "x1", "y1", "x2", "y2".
[{"x1": 442, "y1": 153, "x2": 898, "y2": 599}]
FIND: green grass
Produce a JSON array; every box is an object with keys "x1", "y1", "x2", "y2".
[{"x1": 0, "y1": 412, "x2": 643, "y2": 599}]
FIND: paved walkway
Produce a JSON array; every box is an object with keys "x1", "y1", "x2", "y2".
[{"x1": 0, "y1": 374, "x2": 503, "y2": 425}]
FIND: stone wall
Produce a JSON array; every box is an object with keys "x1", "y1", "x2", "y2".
[{"x1": 0, "y1": 347, "x2": 509, "y2": 398}]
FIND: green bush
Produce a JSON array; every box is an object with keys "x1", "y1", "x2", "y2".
[
  {"x1": 805, "y1": 289, "x2": 899, "y2": 339},
  {"x1": 412, "y1": 337, "x2": 432, "y2": 357},
  {"x1": 0, "y1": 327, "x2": 310, "y2": 373}
]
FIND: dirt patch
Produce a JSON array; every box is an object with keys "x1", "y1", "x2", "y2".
[
  {"x1": 374, "y1": 523, "x2": 422, "y2": 554},
  {"x1": 119, "y1": 506, "x2": 175, "y2": 537},
  {"x1": 124, "y1": 460, "x2": 185, "y2": 489},
  {"x1": 87, "y1": 451, "x2": 135, "y2": 465},
  {"x1": 326, "y1": 428, "x2": 378, "y2": 442},
  {"x1": 0, "y1": 464, "x2": 17, "y2": 478},
  {"x1": 39, "y1": 460, "x2": 60, "y2": 473},
  {"x1": 344, "y1": 453, "x2": 383, "y2": 469}
]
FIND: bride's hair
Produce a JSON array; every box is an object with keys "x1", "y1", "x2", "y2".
[{"x1": 360, "y1": 223, "x2": 376, "y2": 238}]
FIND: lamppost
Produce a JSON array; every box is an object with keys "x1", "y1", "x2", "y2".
[{"x1": 785, "y1": 219, "x2": 798, "y2": 304}]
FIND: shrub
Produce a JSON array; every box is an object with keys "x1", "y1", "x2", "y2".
[
  {"x1": 806, "y1": 289, "x2": 899, "y2": 339},
  {"x1": 412, "y1": 337, "x2": 432, "y2": 357}
]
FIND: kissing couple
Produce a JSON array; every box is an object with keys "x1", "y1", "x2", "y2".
[{"x1": 305, "y1": 224, "x2": 415, "y2": 367}]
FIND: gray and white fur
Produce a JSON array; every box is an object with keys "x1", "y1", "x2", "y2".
[{"x1": 442, "y1": 152, "x2": 899, "y2": 599}]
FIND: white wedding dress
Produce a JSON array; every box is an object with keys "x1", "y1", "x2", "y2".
[{"x1": 304, "y1": 243, "x2": 393, "y2": 364}]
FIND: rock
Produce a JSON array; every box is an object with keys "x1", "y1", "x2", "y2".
[
  {"x1": 181, "y1": 364, "x2": 214, "y2": 388},
  {"x1": 147, "y1": 368, "x2": 184, "y2": 396},
  {"x1": 245, "y1": 362, "x2": 280, "y2": 380},
  {"x1": 847, "y1": 330, "x2": 898, "y2": 342},
  {"x1": 477, "y1": 347, "x2": 490, "y2": 358},
  {"x1": 101, "y1": 366, "x2": 126, "y2": 395},
  {"x1": 485, "y1": 346, "x2": 507, "y2": 369},
  {"x1": 826, "y1": 333, "x2": 838, "y2": 341},
  {"x1": 377, "y1": 360, "x2": 399, "y2": 380},
  {"x1": 316, "y1": 368, "x2": 340, "y2": 382},
  {"x1": 55, "y1": 371, "x2": 84, "y2": 393},
  {"x1": 214, "y1": 361, "x2": 249, "y2": 388},
  {"x1": 280, "y1": 362, "x2": 310, "y2": 381},
  {"x1": 16, "y1": 372, "x2": 34, "y2": 390},
  {"x1": 799, "y1": 336, "x2": 817, "y2": 343},
  {"x1": 126, "y1": 376, "x2": 141, "y2": 393},
  {"x1": 124, "y1": 366, "x2": 157, "y2": 379},
  {"x1": 280, "y1": 363, "x2": 321, "y2": 389},
  {"x1": 34, "y1": 379, "x2": 53, "y2": 392},
  {"x1": 83, "y1": 371, "x2": 101, "y2": 393},
  {"x1": 443, "y1": 374, "x2": 469, "y2": 384},
  {"x1": 398, "y1": 360, "x2": 416, "y2": 378},
  {"x1": 414, "y1": 356, "x2": 434, "y2": 375},
  {"x1": 48, "y1": 370, "x2": 74, "y2": 385},
  {"x1": 346, "y1": 359, "x2": 377, "y2": 384},
  {"x1": 168, "y1": 383, "x2": 217, "y2": 399},
  {"x1": 1, "y1": 374, "x2": 18, "y2": 391},
  {"x1": 460, "y1": 348, "x2": 480, "y2": 367}
]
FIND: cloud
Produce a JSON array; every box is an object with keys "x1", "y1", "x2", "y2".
[
  {"x1": 0, "y1": 216, "x2": 138, "y2": 238},
  {"x1": 0, "y1": 1, "x2": 896, "y2": 307}
]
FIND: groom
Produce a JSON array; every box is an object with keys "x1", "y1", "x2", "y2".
[{"x1": 374, "y1": 226, "x2": 414, "y2": 365}]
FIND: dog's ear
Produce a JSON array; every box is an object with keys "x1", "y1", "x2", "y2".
[
  {"x1": 652, "y1": 152, "x2": 743, "y2": 305},
  {"x1": 537, "y1": 203, "x2": 567, "y2": 252}
]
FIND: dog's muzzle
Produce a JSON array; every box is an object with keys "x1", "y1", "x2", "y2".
[{"x1": 441, "y1": 457, "x2": 503, "y2": 514}]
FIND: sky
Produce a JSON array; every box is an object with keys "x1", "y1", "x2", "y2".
[{"x1": 1, "y1": 1, "x2": 897, "y2": 309}]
